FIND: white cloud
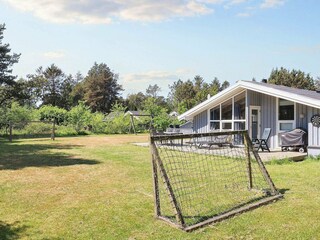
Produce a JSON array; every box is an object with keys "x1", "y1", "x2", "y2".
[
  {"x1": 120, "y1": 69, "x2": 192, "y2": 95},
  {"x1": 43, "y1": 51, "x2": 66, "y2": 59},
  {"x1": 3, "y1": 0, "x2": 213, "y2": 24},
  {"x1": 260, "y1": 0, "x2": 285, "y2": 9},
  {"x1": 122, "y1": 70, "x2": 179, "y2": 84},
  {"x1": 3, "y1": 0, "x2": 286, "y2": 24}
]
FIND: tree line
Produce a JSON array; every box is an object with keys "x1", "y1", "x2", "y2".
[{"x1": 1, "y1": 23, "x2": 320, "y2": 135}]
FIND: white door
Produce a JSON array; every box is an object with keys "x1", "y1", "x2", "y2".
[{"x1": 250, "y1": 106, "x2": 261, "y2": 140}]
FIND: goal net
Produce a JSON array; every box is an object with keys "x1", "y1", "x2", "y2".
[
  {"x1": 5, "y1": 121, "x2": 55, "y2": 141},
  {"x1": 150, "y1": 130, "x2": 282, "y2": 231}
]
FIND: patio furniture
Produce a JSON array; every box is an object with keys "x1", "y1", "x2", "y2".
[
  {"x1": 191, "y1": 134, "x2": 233, "y2": 149},
  {"x1": 280, "y1": 128, "x2": 307, "y2": 153},
  {"x1": 253, "y1": 128, "x2": 271, "y2": 152}
]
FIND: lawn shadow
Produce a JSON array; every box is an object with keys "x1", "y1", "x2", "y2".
[
  {"x1": 278, "y1": 188, "x2": 290, "y2": 194},
  {"x1": 0, "y1": 140, "x2": 100, "y2": 170},
  {"x1": 0, "y1": 221, "x2": 28, "y2": 240}
]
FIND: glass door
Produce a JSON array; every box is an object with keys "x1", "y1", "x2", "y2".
[{"x1": 250, "y1": 106, "x2": 261, "y2": 140}]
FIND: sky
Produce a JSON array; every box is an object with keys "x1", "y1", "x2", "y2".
[{"x1": 1, "y1": 0, "x2": 320, "y2": 97}]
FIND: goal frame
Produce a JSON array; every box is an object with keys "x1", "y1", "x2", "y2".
[
  {"x1": 7, "y1": 120, "x2": 56, "y2": 142},
  {"x1": 150, "y1": 130, "x2": 282, "y2": 232}
]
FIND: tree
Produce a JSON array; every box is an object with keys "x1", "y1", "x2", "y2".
[
  {"x1": 0, "y1": 23, "x2": 21, "y2": 104},
  {"x1": 143, "y1": 97, "x2": 163, "y2": 116},
  {"x1": 268, "y1": 67, "x2": 315, "y2": 90},
  {"x1": 59, "y1": 74, "x2": 79, "y2": 110},
  {"x1": 27, "y1": 64, "x2": 79, "y2": 109},
  {"x1": 42, "y1": 64, "x2": 65, "y2": 106},
  {"x1": 169, "y1": 79, "x2": 196, "y2": 112},
  {"x1": 125, "y1": 92, "x2": 147, "y2": 110},
  {"x1": 146, "y1": 84, "x2": 161, "y2": 98},
  {"x1": 38, "y1": 105, "x2": 68, "y2": 125},
  {"x1": 220, "y1": 80, "x2": 230, "y2": 91},
  {"x1": 315, "y1": 77, "x2": 320, "y2": 91},
  {"x1": 69, "y1": 72, "x2": 85, "y2": 106},
  {"x1": 83, "y1": 63, "x2": 123, "y2": 113},
  {"x1": 169, "y1": 76, "x2": 230, "y2": 113},
  {"x1": 27, "y1": 65, "x2": 65, "y2": 107}
]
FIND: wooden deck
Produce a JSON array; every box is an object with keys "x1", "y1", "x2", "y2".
[
  {"x1": 258, "y1": 150, "x2": 307, "y2": 162},
  {"x1": 133, "y1": 142, "x2": 307, "y2": 162}
]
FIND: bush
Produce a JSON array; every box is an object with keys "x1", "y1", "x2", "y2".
[
  {"x1": 90, "y1": 112, "x2": 107, "y2": 134},
  {"x1": 67, "y1": 102, "x2": 92, "y2": 133},
  {"x1": 22, "y1": 122, "x2": 53, "y2": 136},
  {"x1": 55, "y1": 125, "x2": 78, "y2": 137},
  {"x1": 38, "y1": 105, "x2": 67, "y2": 124},
  {"x1": 104, "y1": 103, "x2": 130, "y2": 134},
  {"x1": 105, "y1": 114, "x2": 130, "y2": 134}
]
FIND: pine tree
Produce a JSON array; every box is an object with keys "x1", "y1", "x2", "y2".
[
  {"x1": 0, "y1": 23, "x2": 20, "y2": 104},
  {"x1": 268, "y1": 67, "x2": 315, "y2": 90},
  {"x1": 83, "y1": 63, "x2": 123, "y2": 113}
]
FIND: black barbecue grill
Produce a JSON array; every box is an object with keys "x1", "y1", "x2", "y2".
[{"x1": 280, "y1": 128, "x2": 307, "y2": 153}]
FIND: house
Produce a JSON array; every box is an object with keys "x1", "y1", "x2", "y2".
[{"x1": 178, "y1": 80, "x2": 320, "y2": 156}]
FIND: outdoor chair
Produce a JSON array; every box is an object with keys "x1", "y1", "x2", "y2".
[{"x1": 253, "y1": 128, "x2": 271, "y2": 152}]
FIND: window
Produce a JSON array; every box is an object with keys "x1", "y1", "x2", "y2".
[
  {"x1": 222, "y1": 122, "x2": 232, "y2": 130},
  {"x1": 221, "y1": 99, "x2": 232, "y2": 120},
  {"x1": 208, "y1": 91, "x2": 246, "y2": 132},
  {"x1": 279, "y1": 99, "x2": 294, "y2": 120},
  {"x1": 278, "y1": 98, "x2": 295, "y2": 132},
  {"x1": 210, "y1": 106, "x2": 220, "y2": 120},
  {"x1": 234, "y1": 92, "x2": 246, "y2": 120},
  {"x1": 210, "y1": 106, "x2": 220, "y2": 130}
]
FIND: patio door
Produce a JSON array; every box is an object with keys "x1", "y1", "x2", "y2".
[{"x1": 250, "y1": 106, "x2": 261, "y2": 140}]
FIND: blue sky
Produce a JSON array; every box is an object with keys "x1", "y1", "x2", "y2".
[{"x1": 1, "y1": 0, "x2": 319, "y2": 97}]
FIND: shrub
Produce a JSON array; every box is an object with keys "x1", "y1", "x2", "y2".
[
  {"x1": 22, "y1": 122, "x2": 53, "y2": 136},
  {"x1": 67, "y1": 102, "x2": 92, "y2": 133},
  {"x1": 104, "y1": 102, "x2": 130, "y2": 134},
  {"x1": 38, "y1": 105, "x2": 67, "y2": 124},
  {"x1": 90, "y1": 112, "x2": 107, "y2": 134},
  {"x1": 55, "y1": 125, "x2": 78, "y2": 137}
]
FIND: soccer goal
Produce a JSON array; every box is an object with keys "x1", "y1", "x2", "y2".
[
  {"x1": 6, "y1": 121, "x2": 55, "y2": 142},
  {"x1": 150, "y1": 130, "x2": 282, "y2": 231}
]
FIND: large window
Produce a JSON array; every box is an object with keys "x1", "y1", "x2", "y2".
[
  {"x1": 209, "y1": 106, "x2": 220, "y2": 130},
  {"x1": 234, "y1": 92, "x2": 246, "y2": 120},
  {"x1": 278, "y1": 99, "x2": 295, "y2": 131},
  {"x1": 209, "y1": 92, "x2": 246, "y2": 131},
  {"x1": 221, "y1": 99, "x2": 232, "y2": 120}
]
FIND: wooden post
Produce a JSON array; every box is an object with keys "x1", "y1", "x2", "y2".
[
  {"x1": 244, "y1": 132, "x2": 253, "y2": 189},
  {"x1": 150, "y1": 138, "x2": 185, "y2": 227},
  {"x1": 244, "y1": 131, "x2": 278, "y2": 195},
  {"x1": 51, "y1": 121, "x2": 55, "y2": 140},
  {"x1": 9, "y1": 121, "x2": 13, "y2": 142},
  {"x1": 150, "y1": 138, "x2": 161, "y2": 217},
  {"x1": 130, "y1": 115, "x2": 137, "y2": 135}
]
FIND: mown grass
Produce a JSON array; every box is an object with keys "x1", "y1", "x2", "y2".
[{"x1": 0, "y1": 135, "x2": 319, "y2": 239}]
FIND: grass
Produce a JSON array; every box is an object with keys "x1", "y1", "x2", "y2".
[{"x1": 0, "y1": 135, "x2": 319, "y2": 239}]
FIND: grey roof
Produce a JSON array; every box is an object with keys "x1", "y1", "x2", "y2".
[
  {"x1": 242, "y1": 80, "x2": 320, "y2": 101},
  {"x1": 125, "y1": 110, "x2": 149, "y2": 116},
  {"x1": 179, "y1": 80, "x2": 320, "y2": 120}
]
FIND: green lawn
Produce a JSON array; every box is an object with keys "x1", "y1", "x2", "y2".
[{"x1": 0, "y1": 135, "x2": 319, "y2": 239}]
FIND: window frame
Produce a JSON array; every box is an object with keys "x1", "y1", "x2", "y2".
[{"x1": 208, "y1": 91, "x2": 246, "y2": 132}]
